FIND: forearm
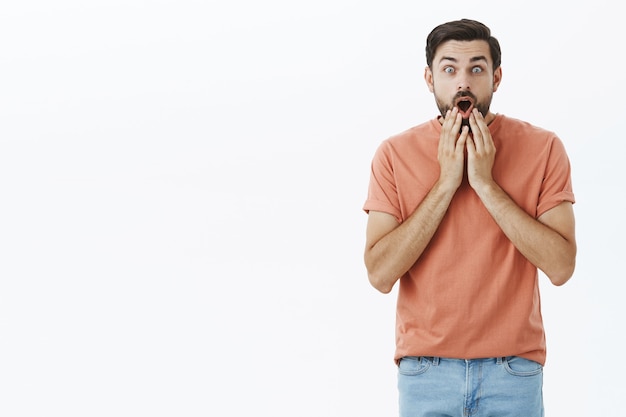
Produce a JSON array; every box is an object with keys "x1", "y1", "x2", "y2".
[
  {"x1": 474, "y1": 182, "x2": 576, "y2": 285},
  {"x1": 366, "y1": 109, "x2": 467, "y2": 293},
  {"x1": 365, "y1": 181, "x2": 457, "y2": 293}
]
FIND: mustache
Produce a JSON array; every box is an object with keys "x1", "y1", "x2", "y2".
[{"x1": 454, "y1": 91, "x2": 478, "y2": 101}]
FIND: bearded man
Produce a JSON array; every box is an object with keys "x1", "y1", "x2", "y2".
[{"x1": 363, "y1": 18, "x2": 576, "y2": 417}]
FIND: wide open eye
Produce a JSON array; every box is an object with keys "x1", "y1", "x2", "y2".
[
  {"x1": 444, "y1": 67, "x2": 454, "y2": 74},
  {"x1": 472, "y1": 67, "x2": 483, "y2": 73}
]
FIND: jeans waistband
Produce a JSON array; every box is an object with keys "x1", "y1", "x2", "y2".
[{"x1": 419, "y1": 357, "x2": 506, "y2": 366}]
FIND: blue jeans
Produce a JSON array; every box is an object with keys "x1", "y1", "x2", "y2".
[{"x1": 398, "y1": 356, "x2": 544, "y2": 417}]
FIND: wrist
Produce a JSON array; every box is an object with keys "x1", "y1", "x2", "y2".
[
  {"x1": 472, "y1": 179, "x2": 499, "y2": 200},
  {"x1": 433, "y1": 177, "x2": 461, "y2": 199}
]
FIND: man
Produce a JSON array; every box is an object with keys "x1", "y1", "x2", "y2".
[{"x1": 363, "y1": 19, "x2": 576, "y2": 417}]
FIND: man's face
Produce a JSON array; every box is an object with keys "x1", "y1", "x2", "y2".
[{"x1": 425, "y1": 40, "x2": 502, "y2": 125}]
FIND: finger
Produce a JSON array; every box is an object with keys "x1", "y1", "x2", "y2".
[
  {"x1": 442, "y1": 108, "x2": 459, "y2": 134},
  {"x1": 452, "y1": 112, "x2": 463, "y2": 139},
  {"x1": 472, "y1": 109, "x2": 491, "y2": 141},
  {"x1": 441, "y1": 109, "x2": 461, "y2": 150},
  {"x1": 463, "y1": 126, "x2": 474, "y2": 153},
  {"x1": 458, "y1": 125, "x2": 470, "y2": 151},
  {"x1": 439, "y1": 110, "x2": 452, "y2": 152},
  {"x1": 468, "y1": 112, "x2": 482, "y2": 151}
]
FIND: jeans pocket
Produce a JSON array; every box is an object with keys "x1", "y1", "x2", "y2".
[
  {"x1": 398, "y1": 356, "x2": 432, "y2": 376},
  {"x1": 503, "y1": 356, "x2": 543, "y2": 377}
]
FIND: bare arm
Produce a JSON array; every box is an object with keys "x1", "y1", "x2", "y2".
[
  {"x1": 474, "y1": 184, "x2": 576, "y2": 285},
  {"x1": 364, "y1": 183, "x2": 457, "y2": 293},
  {"x1": 466, "y1": 110, "x2": 577, "y2": 285},
  {"x1": 364, "y1": 108, "x2": 468, "y2": 293}
]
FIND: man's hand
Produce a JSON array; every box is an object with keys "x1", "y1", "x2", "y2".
[
  {"x1": 463, "y1": 109, "x2": 576, "y2": 285},
  {"x1": 438, "y1": 107, "x2": 469, "y2": 192},
  {"x1": 466, "y1": 109, "x2": 496, "y2": 193},
  {"x1": 365, "y1": 108, "x2": 470, "y2": 293}
]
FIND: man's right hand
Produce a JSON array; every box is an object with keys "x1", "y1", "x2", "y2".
[{"x1": 437, "y1": 107, "x2": 468, "y2": 192}]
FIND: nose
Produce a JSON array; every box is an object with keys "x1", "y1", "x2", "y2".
[{"x1": 457, "y1": 74, "x2": 471, "y2": 90}]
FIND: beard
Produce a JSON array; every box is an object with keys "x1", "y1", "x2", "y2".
[{"x1": 434, "y1": 90, "x2": 492, "y2": 122}]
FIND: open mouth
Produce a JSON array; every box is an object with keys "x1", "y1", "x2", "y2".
[
  {"x1": 457, "y1": 100, "x2": 471, "y2": 112},
  {"x1": 455, "y1": 97, "x2": 474, "y2": 117}
]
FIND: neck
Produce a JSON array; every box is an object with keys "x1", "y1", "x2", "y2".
[{"x1": 483, "y1": 112, "x2": 497, "y2": 125}]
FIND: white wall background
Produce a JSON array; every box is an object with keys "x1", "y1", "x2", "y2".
[{"x1": 0, "y1": 1, "x2": 622, "y2": 416}]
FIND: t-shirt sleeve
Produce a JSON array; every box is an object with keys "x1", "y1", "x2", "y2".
[
  {"x1": 362, "y1": 141, "x2": 403, "y2": 223},
  {"x1": 536, "y1": 135, "x2": 575, "y2": 217}
]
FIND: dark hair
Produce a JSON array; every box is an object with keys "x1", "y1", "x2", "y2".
[{"x1": 426, "y1": 19, "x2": 501, "y2": 70}]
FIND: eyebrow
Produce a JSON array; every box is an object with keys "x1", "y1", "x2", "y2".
[{"x1": 439, "y1": 55, "x2": 488, "y2": 65}]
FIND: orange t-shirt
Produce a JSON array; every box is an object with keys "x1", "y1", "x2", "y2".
[{"x1": 363, "y1": 114, "x2": 575, "y2": 365}]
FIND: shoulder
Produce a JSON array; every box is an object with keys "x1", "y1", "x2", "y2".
[
  {"x1": 492, "y1": 114, "x2": 565, "y2": 151},
  {"x1": 377, "y1": 119, "x2": 439, "y2": 154},
  {"x1": 493, "y1": 115, "x2": 572, "y2": 175},
  {"x1": 494, "y1": 114, "x2": 557, "y2": 140}
]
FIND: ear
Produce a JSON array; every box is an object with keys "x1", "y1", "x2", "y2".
[
  {"x1": 424, "y1": 66, "x2": 434, "y2": 93},
  {"x1": 492, "y1": 66, "x2": 502, "y2": 92}
]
